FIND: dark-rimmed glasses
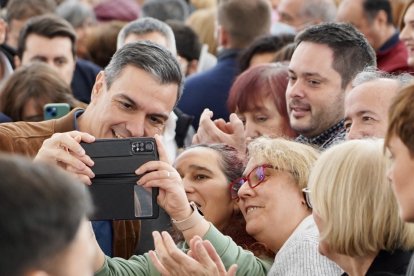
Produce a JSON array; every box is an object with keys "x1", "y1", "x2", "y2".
[{"x1": 230, "y1": 164, "x2": 273, "y2": 199}]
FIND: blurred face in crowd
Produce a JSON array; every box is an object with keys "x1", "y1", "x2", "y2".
[
  {"x1": 287, "y1": 42, "x2": 345, "y2": 138},
  {"x1": 387, "y1": 136, "x2": 414, "y2": 222},
  {"x1": 400, "y1": 3, "x2": 414, "y2": 67},
  {"x1": 79, "y1": 66, "x2": 177, "y2": 139},
  {"x1": 277, "y1": 0, "x2": 308, "y2": 31},
  {"x1": 6, "y1": 19, "x2": 26, "y2": 49},
  {"x1": 175, "y1": 147, "x2": 237, "y2": 231},
  {"x1": 237, "y1": 158, "x2": 308, "y2": 251},
  {"x1": 124, "y1": 31, "x2": 169, "y2": 50},
  {"x1": 17, "y1": 34, "x2": 76, "y2": 85},
  {"x1": 344, "y1": 79, "x2": 399, "y2": 140},
  {"x1": 336, "y1": 0, "x2": 382, "y2": 50},
  {"x1": 21, "y1": 97, "x2": 45, "y2": 122},
  {"x1": 249, "y1": 52, "x2": 278, "y2": 68}
]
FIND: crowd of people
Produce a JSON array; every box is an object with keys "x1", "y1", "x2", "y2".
[{"x1": 1, "y1": 0, "x2": 414, "y2": 275}]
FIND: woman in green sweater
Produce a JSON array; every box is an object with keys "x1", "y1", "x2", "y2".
[{"x1": 94, "y1": 139, "x2": 273, "y2": 276}]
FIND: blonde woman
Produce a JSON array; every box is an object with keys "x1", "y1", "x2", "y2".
[{"x1": 308, "y1": 139, "x2": 414, "y2": 275}]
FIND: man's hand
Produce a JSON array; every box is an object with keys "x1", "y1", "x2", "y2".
[
  {"x1": 34, "y1": 131, "x2": 95, "y2": 184},
  {"x1": 193, "y1": 109, "x2": 246, "y2": 154},
  {"x1": 136, "y1": 134, "x2": 192, "y2": 221},
  {"x1": 149, "y1": 231, "x2": 237, "y2": 276}
]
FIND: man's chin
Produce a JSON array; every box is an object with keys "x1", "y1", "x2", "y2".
[{"x1": 291, "y1": 118, "x2": 312, "y2": 134}]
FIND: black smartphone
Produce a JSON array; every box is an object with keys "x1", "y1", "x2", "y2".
[
  {"x1": 43, "y1": 103, "x2": 70, "y2": 120},
  {"x1": 81, "y1": 138, "x2": 159, "y2": 220}
]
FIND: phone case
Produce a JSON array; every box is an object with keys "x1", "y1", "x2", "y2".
[
  {"x1": 81, "y1": 138, "x2": 159, "y2": 220},
  {"x1": 43, "y1": 103, "x2": 70, "y2": 120}
]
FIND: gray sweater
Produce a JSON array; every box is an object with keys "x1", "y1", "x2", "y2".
[{"x1": 268, "y1": 215, "x2": 342, "y2": 276}]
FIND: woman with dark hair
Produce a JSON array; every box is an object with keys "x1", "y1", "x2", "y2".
[
  {"x1": 93, "y1": 142, "x2": 273, "y2": 276},
  {"x1": 174, "y1": 144, "x2": 272, "y2": 257},
  {"x1": 0, "y1": 62, "x2": 85, "y2": 122}
]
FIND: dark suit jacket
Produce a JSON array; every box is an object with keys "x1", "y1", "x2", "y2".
[{"x1": 178, "y1": 49, "x2": 240, "y2": 130}]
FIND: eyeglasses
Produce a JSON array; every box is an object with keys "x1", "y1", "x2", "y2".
[
  {"x1": 230, "y1": 164, "x2": 273, "y2": 199},
  {"x1": 302, "y1": 187, "x2": 312, "y2": 209}
]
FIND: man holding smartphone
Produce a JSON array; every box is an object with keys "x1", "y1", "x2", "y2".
[{"x1": 0, "y1": 41, "x2": 183, "y2": 259}]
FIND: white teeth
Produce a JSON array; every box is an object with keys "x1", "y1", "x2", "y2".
[{"x1": 246, "y1": 207, "x2": 261, "y2": 213}]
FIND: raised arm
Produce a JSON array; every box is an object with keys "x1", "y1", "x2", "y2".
[{"x1": 193, "y1": 109, "x2": 246, "y2": 155}]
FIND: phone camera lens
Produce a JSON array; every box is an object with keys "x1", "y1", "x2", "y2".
[
  {"x1": 145, "y1": 142, "x2": 154, "y2": 151},
  {"x1": 132, "y1": 142, "x2": 139, "y2": 153},
  {"x1": 46, "y1": 107, "x2": 57, "y2": 116}
]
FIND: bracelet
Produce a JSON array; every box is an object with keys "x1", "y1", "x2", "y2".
[{"x1": 172, "y1": 201, "x2": 203, "y2": 231}]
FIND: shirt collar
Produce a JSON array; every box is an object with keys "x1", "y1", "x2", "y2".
[
  {"x1": 295, "y1": 120, "x2": 346, "y2": 150},
  {"x1": 378, "y1": 31, "x2": 400, "y2": 53},
  {"x1": 73, "y1": 109, "x2": 85, "y2": 131},
  {"x1": 217, "y1": 48, "x2": 240, "y2": 60}
]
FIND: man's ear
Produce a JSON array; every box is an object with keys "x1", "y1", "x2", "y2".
[{"x1": 90, "y1": 71, "x2": 105, "y2": 103}]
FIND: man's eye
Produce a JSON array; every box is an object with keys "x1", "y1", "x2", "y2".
[
  {"x1": 149, "y1": 116, "x2": 164, "y2": 125},
  {"x1": 362, "y1": 116, "x2": 374, "y2": 122},
  {"x1": 308, "y1": 79, "x2": 321, "y2": 86},
  {"x1": 55, "y1": 59, "x2": 67, "y2": 66},
  {"x1": 287, "y1": 75, "x2": 297, "y2": 82},
  {"x1": 120, "y1": 101, "x2": 133, "y2": 110}
]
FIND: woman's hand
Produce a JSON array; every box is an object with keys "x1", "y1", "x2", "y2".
[
  {"x1": 149, "y1": 231, "x2": 237, "y2": 276},
  {"x1": 193, "y1": 109, "x2": 246, "y2": 155}
]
